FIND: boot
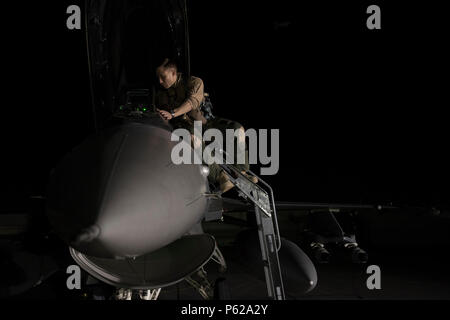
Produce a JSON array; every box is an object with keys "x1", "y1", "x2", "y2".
[
  {"x1": 241, "y1": 171, "x2": 258, "y2": 184},
  {"x1": 219, "y1": 171, "x2": 258, "y2": 193}
]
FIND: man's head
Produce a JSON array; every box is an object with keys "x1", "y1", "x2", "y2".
[{"x1": 156, "y1": 58, "x2": 178, "y2": 89}]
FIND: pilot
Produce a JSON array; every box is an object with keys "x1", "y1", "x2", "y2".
[{"x1": 155, "y1": 58, "x2": 253, "y2": 193}]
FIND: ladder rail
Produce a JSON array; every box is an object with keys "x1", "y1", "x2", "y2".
[{"x1": 218, "y1": 163, "x2": 285, "y2": 300}]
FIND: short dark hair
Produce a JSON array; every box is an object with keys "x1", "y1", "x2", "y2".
[{"x1": 159, "y1": 57, "x2": 178, "y2": 71}]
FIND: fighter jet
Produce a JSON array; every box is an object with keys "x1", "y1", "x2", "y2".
[{"x1": 42, "y1": 0, "x2": 394, "y2": 300}]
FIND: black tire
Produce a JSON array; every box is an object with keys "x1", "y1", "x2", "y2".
[{"x1": 213, "y1": 277, "x2": 231, "y2": 300}]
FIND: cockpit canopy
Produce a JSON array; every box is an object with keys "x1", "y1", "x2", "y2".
[{"x1": 85, "y1": 0, "x2": 190, "y2": 126}]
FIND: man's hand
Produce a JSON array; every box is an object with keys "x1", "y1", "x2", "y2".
[{"x1": 157, "y1": 108, "x2": 173, "y2": 121}]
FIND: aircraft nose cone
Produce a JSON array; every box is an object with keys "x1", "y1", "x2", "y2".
[
  {"x1": 46, "y1": 122, "x2": 208, "y2": 258},
  {"x1": 73, "y1": 225, "x2": 101, "y2": 245}
]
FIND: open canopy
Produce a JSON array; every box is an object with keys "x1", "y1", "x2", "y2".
[{"x1": 85, "y1": 0, "x2": 190, "y2": 127}]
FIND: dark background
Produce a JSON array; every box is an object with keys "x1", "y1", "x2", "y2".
[{"x1": 1, "y1": 1, "x2": 448, "y2": 213}]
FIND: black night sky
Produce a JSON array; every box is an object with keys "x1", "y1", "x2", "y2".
[{"x1": 2, "y1": 0, "x2": 449, "y2": 211}]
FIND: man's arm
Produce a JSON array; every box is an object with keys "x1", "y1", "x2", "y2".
[
  {"x1": 159, "y1": 77, "x2": 204, "y2": 120},
  {"x1": 172, "y1": 77, "x2": 204, "y2": 117},
  {"x1": 171, "y1": 101, "x2": 193, "y2": 118}
]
